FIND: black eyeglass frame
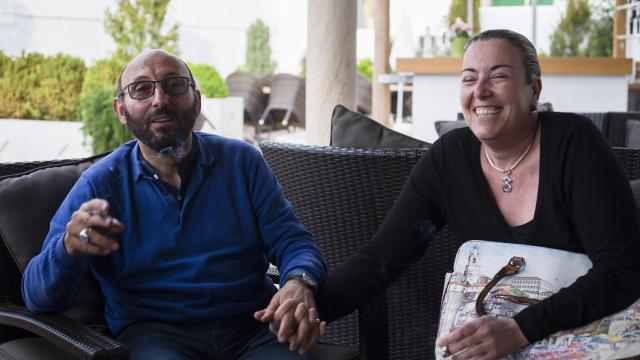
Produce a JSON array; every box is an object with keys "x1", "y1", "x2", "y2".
[{"x1": 119, "y1": 76, "x2": 196, "y2": 100}]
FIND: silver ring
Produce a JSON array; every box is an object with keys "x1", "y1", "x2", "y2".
[
  {"x1": 89, "y1": 209, "x2": 105, "y2": 217},
  {"x1": 78, "y1": 228, "x2": 91, "y2": 244},
  {"x1": 437, "y1": 345, "x2": 449, "y2": 357},
  {"x1": 313, "y1": 318, "x2": 321, "y2": 324}
]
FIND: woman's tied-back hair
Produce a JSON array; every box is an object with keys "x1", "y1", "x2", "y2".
[{"x1": 465, "y1": 29, "x2": 540, "y2": 85}]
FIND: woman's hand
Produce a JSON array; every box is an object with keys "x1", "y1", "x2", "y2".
[
  {"x1": 254, "y1": 279, "x2": 326, "y2": 355},
  {"x1": 436, "y1": 316, "x2": 528, "y2": 360}
]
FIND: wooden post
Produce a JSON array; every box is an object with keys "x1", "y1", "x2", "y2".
[
  {"x1": 306, "y1": 0, "x2": 357, "y2": 145},
  {"x1": 613, "y1": 0, "x2": 626, "y2": 58},
  {"x1": 372, "y1": 0, "x2": 392, "y2": 127}
]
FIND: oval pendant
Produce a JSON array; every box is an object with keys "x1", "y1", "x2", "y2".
[
  {"x1": 502, "y1": 177, "x2": 513, "y2": 193},
  {"x1": 502, "y1": 182, "x2": 512, "y2": 193}
]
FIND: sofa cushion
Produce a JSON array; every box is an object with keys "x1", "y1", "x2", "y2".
[
  {"x1": 330, "y1": 104, "x2": 430, "y2": 148},
  {"x1": 435, "y1": 120, "x2": 468, "y2": 137},
  {"x1": 0, "y1": 154, "x2": 107, "y2": 325}
]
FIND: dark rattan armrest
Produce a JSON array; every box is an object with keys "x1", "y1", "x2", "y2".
[{"x1": 0, "y1": 304, "x2": 128, "y2": 360}]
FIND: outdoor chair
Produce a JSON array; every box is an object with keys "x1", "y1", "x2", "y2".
[
  {"x1": 0, "y1": 154, "x2": 128, "y2": 360},
  {"x1": 604, "y1": 111, "x2": 640, "y2": 148},
  {"x1": 260, "y1": 141, "x2": 462, "y2": 359},
  {"x1": 258, "y1": 74, "x2": 305, "y2": 131},
  {"x1": 260, "y1": 141, "x2": 640, "y2": 360},
  {"x1": 225, "y1": 71, "x2": 268, "y2": 126},
  {"x1": 0, "y1": 153, "x2": 357, "y2": 360}
]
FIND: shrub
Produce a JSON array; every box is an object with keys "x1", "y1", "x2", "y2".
[
  {"x1": 81, "y1": 57, "x2": 128, "y2": 98},
  {"x1": 79, "y1": 84, "x2": 133, "y2": 153},
  {"x1": 188, "y1": 63, "x2": 228, "y2": 98},
  {"x1": 79, "y1": 56, "x2": 131, "y2": 153},
  {"x1": 0, "y1": 51, "x2": 86, "y2": 120}
]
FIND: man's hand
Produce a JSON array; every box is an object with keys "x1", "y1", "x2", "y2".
[
  {"x1": 436, "y1": 316, "x2": 528, "y2": 360},
  {"x1": 63, "y1": 199, "x2": 124, "y2": 256},
  {"x1": 254, "y1": 278, "x2": 326, "y2": 355}
]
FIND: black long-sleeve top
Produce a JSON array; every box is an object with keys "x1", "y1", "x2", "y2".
[{"x1": 317, "y1": 112, "x2": 640, "y2": 343}]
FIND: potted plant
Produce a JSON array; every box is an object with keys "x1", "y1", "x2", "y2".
[{"x1": 450, "y1": 17, "x2": 471, "y2": 57}]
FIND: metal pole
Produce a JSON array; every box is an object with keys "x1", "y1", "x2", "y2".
[
  {"x1": 467, "y1": 0, "x2": 474, "y2": 33},
  {"x1": 532, "y1": 0, "x2": 537, "y2": 48}
]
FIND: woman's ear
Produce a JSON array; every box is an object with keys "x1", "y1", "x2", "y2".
[{"x1": 530, "y1": 78, "x2": 542, "y2": 110}]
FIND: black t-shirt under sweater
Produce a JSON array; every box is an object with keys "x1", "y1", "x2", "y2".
[{"x1": 317, "y1": 112, "x2": 640, "y2": 343}]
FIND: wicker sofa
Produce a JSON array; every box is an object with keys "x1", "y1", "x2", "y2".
[{"x1": 1, "y1": 144, "x2": 639, "y2": 360}]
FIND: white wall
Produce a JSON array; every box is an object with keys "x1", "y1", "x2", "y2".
[
  {"x1": 480, "y1": 4, "x2": 564, "y2": 55},
  {"x1": 0, "y1": 119, "x2": 92, "y2": 161}
]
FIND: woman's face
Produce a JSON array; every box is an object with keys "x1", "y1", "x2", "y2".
[{"x1": 460, "y1": 39, "x2": 541, "y2": 144}]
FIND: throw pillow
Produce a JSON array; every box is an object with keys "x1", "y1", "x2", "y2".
[
  {"x1": 330, "y1": 104, "x2": 430, "y2": 148},
  {"x1": 0, "y1": 153, "x2": 107, "y2": 325},
  {"x1": 435, "y1": 120, "x2": 468, "y2": 137}
]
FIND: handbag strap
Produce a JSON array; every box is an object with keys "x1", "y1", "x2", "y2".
[{"x1": 475, "y1": 256, "x2": 539, "y2": 316}]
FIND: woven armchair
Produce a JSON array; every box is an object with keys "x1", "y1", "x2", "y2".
[
  {"x1": 0, "y1": 157, "x2": 128, "y2": 359},
  {"x1": 260, "y1": 141, "x2": 640, "y2": 360},
  {"x1": 0, "y1": 155, "x2": 355, "y2": 360},
  {"x1": 260, "y1": 141, "x2": 464, "y2": 359}
]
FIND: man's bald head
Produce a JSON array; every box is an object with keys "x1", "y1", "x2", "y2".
[{"x1": 116, "y1": 49, "x2": 195, "y2": 100}]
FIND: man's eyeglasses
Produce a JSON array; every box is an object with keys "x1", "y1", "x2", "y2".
[{"x1": 121, "y1": 76, "x2": 195, "y2": 100}]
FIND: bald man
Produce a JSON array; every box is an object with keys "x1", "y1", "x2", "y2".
[{"x1": 22, "y1": 50, "x2": 326, "y2": 359}]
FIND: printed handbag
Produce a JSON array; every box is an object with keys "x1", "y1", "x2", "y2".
[{"x1": 435, "y1": 240, "x2": 640, "y2": 360}]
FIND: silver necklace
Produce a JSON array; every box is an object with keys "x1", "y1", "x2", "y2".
[{"x1": 484, "y1": 135, "x2": 535, "y2": 193}]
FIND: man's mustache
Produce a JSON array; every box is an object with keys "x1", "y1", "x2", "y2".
[{"x1": 145, "y1": 107, "x2": 180, "y2": 124}]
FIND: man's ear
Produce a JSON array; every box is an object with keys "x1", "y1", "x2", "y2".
[
  {"x1": 193, "y1": 89, "x2": 201, "y2": 118},
  {"x1": 113, "y1": 97, "x2": 127, "y2": 125}
]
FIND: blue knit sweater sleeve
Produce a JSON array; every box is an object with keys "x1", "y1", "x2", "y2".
[
  {"x1": 22, "y1": 175, "x2": 95, "y2": 313},
  {"x1": 246, "y1": 148, "x2": 327, "y2": 286}
]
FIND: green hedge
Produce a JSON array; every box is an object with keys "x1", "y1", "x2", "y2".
[
  {"x1": 80, "y1": 84, "x2": 133, "y2": 154},
  {"x1": 79, "y1": 56, "x2": 132, "y2": 154},
  {"x1": 188, "y1": 63, "x2": 228, "y2": 98},
  {"x1": 0, "y1": 51, "x2": 86, "y2": 120}
]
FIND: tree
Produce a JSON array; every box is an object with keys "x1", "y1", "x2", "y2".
[
  {"x1": 586, "y1": 0, "x2": 613, "y2": 57},
  {"x1": 104, "y1": 0, "x2": 180, "y2": 59},
  {"x1": 550, "y1": 0, "x2": 592, "y2": 56},
  {"x1": 244, "y1": 19, "x2": 276, "y2": 76}
]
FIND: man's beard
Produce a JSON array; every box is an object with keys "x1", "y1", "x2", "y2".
[{"x1": 124, "y1": 102, "x2": 197, "y2": 157}]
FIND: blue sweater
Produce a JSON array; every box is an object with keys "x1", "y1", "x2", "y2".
[{"x1": 22, "y1": 133, "x2": 326, "y2": 335}]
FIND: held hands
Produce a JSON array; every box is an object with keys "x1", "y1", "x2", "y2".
[
  {"x1": 254, "y1": 278, "x2": 326, "y2": 355},
  {"x1": 63, "y1": 199, "x2": 124, "y2": 256},
  {"x1": 436, "y1": 316, "x2": 528, "y2": 360}
]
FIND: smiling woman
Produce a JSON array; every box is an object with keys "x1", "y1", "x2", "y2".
[{"x1": 272, "y1": 29, "x2": 640, "y2": 360}]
